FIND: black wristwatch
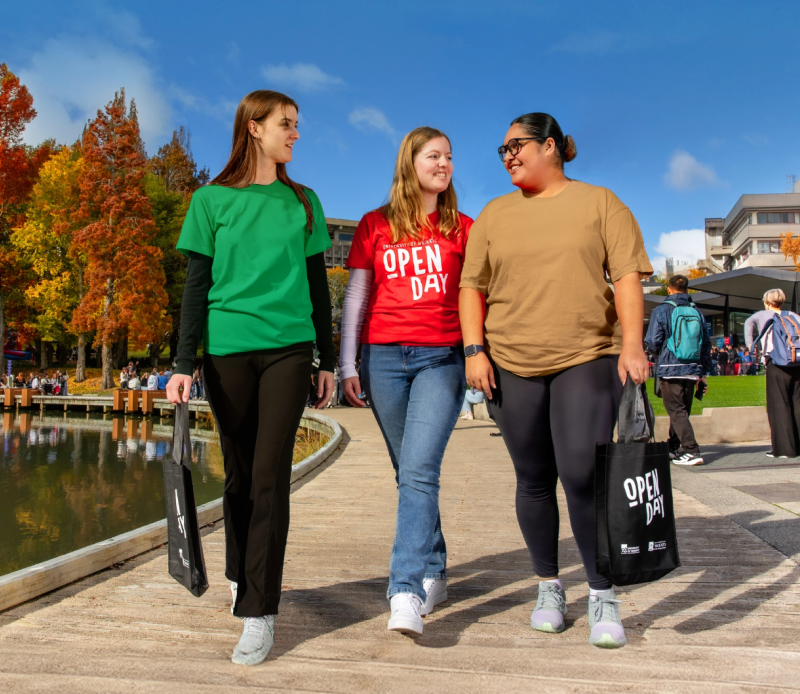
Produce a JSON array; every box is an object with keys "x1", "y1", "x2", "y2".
[{"x1": 464, "y1": 344, "x2": 485, "y2": 358}]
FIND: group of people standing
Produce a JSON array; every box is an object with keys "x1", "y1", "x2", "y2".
[
  {"x1": 120, "y1": 363, "x2": 172, "y2": 391},
  {"x1": 166, "y1": 89, "x2": 653, "y2": 666},
  {"x1": 711, "y1": 344, "x2": 757, "y2": 376}
]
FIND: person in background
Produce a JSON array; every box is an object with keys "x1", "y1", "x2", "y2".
[
  {"x1": 157, "y1": 370, "x2": 168, "y2": 390},
  {"x1": 120, "y1": 368, "x2": 129, "y2": 389},
  {"x1": 645, "y1": 274, "x2": 711, "y2": 466},
  {"x1": 0, "y1": 375, "x2": 7, "y2": 389},
  {"x1": 755, "y1": 288, "x2": 800, "y2": 458},
  {"x1": 741, "y1": 349, "x2": 751, "y2": 376},
  {"x1": 710, "y1": 346, "x2": 718, "y2": 376},
  {"x1": 716, "y1": 344, "x2": 728, "y2": 376},
  {"x1": 128, "y1": 372, "x2": 141, "y2": 390},
  {"x1": 460, "y1": 112, "x2": 653, "y2": 649},
  {"x1": 164, "y1": 366, "x2": 173, "y2": 380},
  {"x1": 725, "y1": 345, "x2": 736, "y2": 376},
  {"x1": 745, "y1": 300, "x2": 779, "y2": 353},
  {"x1": 14, "y1": 373, "x2": 24, "y2": 388},
  {"x1": 459, "y1": 386, "x2": 485, "y2": 420},
  {"x1": 60, "y1": 370, "x2": 68, "y2": 396},
  {"x1": 147, "y1": 368, "x2": 158, "y2": 391},
  {"x1": 30, "y1": 372, "x2": 40, "y2": 390}
]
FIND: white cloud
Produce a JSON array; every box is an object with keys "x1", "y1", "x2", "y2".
[
  {"x1": 348, "y1": 107, "x2": 395, "y2": 138},
  {"x1": 663, "y1": 150, "x2": 720, "y2": 191},
  {"x1": 261, "y1": 63, "x2": 345, "y2": 93},
  {"x1": 172, "y1": 86, "x2": 237, "y2": 123},
  {"x1": 19, "y1": 36, "x2": 171, "y2": 150},
  {"x1": 649, "y1": 229, "x2": 706, "y2": 274}
]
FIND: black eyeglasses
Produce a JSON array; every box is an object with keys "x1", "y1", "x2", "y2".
[{"x1": 497, "y1": 137, "x2": 544, "y2": 162}]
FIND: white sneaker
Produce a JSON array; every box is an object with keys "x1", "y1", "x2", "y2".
[
  {"x1": 673, "y1": 452, "x2": 704, "y2": 466},
  {"x1": 422, "y1": 577, "x2": 447, "y2": 614},
  {"x1": 388, "y1": 593, "x2": 424, "y2": 635},
  {"x1": 230, "y1": 581, "x2": 238, "y2": 616},
  {"x1": 231, "y1": 615, "x2": 274, "y2": 666}
]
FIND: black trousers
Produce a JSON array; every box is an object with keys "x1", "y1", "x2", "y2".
[
  {"x1": 660, "y1": 379, "x2": 699, "y2": 455},
  {"x1": 203, "y1": 344, "x2": 313, "y2": 617},
  {"x1": 766, "y1": 360, "x2": 800, "y2": 457},
  {"x1": 488, "y1": 356, "x2": 621, "y2": 590}
]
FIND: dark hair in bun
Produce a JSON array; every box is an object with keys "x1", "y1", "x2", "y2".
[{"x1": 510, "y1": 113, "x2": 577, "y2": 167}]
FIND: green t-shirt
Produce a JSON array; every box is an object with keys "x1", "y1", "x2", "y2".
[{"x1": 176, "y1": 181, "x2": 332, "y2": 356}]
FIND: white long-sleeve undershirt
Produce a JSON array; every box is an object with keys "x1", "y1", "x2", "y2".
[{"x1": 339, "y1": 268, "x2": 373, "y2": 380}]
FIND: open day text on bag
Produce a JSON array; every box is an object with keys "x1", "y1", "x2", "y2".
[{"x1": 595, "y1": 379, "x2": 680, "y2": 585}]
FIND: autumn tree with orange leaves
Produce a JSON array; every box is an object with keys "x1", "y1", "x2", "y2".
[
  {"x1": 0, "y1": 64, "x2": 51, "y2": 376},
  {"x1": 71, "y1": 90, "x2": 169, "y2": 389}
]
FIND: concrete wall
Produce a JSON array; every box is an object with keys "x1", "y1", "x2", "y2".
[{"x1": 473, "y1": 403, "x2": 770, "y2": 445}]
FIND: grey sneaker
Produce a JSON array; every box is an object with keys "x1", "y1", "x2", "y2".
[
  {"x1": 530, "y1": 581, "x2": 567, "y2": 633},
  {"x1": 231, "y1": 615, "x2": 275, "y2": 665},
  {"x1": 588, "y1": 590, "x2": 626, "y2": 648}
]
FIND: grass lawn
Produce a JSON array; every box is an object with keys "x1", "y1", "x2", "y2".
[{"x1": 645, "y1": 375, "x2": 766, "y2": 416}]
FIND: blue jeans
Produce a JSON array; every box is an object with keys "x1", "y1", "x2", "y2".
[{"x1": 362, "y1": 345, "x2": 466, "y2": 602}]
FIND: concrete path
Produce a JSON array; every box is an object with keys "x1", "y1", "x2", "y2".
[{"x1": 1, "y1": 409, "x2": 799, "y2": 693}]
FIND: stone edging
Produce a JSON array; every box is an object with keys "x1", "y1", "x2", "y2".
[{"x1": 0, "y1": 412, "x2": 343, "y2": 614}]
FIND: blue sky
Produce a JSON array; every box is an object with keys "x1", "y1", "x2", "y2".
[{"x1": 4, "y1": 1, "x2": 799, "y2": 272}]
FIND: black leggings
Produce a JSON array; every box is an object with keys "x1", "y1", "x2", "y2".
[
  {"x1": 488, "y1": 356, "x2": 621, "y2": 590},
  {"x1": 203, "y1": 343, "x2": 312, "y2": 617}
]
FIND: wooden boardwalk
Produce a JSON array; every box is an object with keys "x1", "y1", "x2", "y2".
[{"x1": 1, "y1": 409, "x2": 799, "y2": 693}]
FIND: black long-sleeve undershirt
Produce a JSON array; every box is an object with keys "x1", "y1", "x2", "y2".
[{"x1": 174, "y1": 251, "x2": 335, "y2": 376}]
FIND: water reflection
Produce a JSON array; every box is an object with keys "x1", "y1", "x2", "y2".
[{"x1": 0, "y1": 411, "x2": 224, "y2": 577}]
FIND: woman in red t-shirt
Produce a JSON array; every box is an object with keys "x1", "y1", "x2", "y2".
[{"x1": 340, "y1": 127, "x2": 473, "y2": 636}]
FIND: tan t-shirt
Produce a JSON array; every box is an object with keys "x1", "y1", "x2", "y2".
[{"x1": 459, "y1": 181, "x2": 653, "y2": 377}]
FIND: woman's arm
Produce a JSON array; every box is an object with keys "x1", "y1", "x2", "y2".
[
  {"x1": 167, "y1": 251, "x2": 212, "y2": 404},
  {"x1": 613, "y1": 271, "x2": 649, "y2": 385},
  {"x1": 306, "y1": 252, "x2": 335, "y2": 408},
  {"x1": 459, "y1": 287, "x2": 495, "y2": 398},
  {"x1": 339, "y1": 269, "x2": 373, "y2": 407}
]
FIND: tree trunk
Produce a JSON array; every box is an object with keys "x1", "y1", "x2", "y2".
[
  {"x1": 75, "y1": 334, "x2": 86, "y2": 382},
  {"x1": 56, "y1": 343, "x2": 68, "y2": 366},
  {"x1": 101, "y1": 340, "x2": 114, "y2": 389},
  {"x1": 112, "y1": 335, "x2": 128, "y2": 369},
  {"x1": 168, "y1": 329, "x2": 179, "y2": 361},
  {"x1": 37, "y1": 339, "x2": 48, "y2": 370},
  {"x1": 43, "y1": 342, "x2": 54, "y2": 370},
  {"x1": 101, "y1": 279, "x2": 114, "y2": 389}
]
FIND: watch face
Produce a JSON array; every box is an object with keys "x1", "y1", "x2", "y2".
[{"x1": 465, "y1": 345, "x2": 477, "y2": 357}]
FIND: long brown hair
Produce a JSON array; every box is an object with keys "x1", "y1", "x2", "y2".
[
  {"x1": 383, "y1": 127, "x2": 461, "y2": 243},
  {"x1": 211, "y1": 90, "x2": 315, "y2": 232}
]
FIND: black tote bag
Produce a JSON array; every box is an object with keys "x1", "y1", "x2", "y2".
[
  {"x1": 595, "y1": 378, "x2": 680, "y2": 586},
  {"x1": 162, "y1": 402, "x2": 209, "y2": 597}
]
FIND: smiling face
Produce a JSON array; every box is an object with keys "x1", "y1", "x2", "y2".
[
  {"x1": 501, "y1": 123, "x2": 559, "y2": 191},
  {"x1": 413, "y1": 136, "x2": 453, "y2": 197},
  {"x1": 249, "y1": 105, "x2": 299, "y2": 165}
]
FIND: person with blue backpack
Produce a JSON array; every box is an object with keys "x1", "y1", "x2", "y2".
[
  {"x1": 645, "y1": 274, "x2": 712, "y2": 466},
  {"x1": 755, "y1": 288, "x2": 800, "y2": 458}
]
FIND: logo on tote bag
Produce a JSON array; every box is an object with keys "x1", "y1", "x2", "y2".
[{"x1": 623, "y1": 469, "x2": 666, "y2": 525}]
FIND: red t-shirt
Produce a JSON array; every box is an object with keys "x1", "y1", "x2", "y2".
[{"x1": 346, "y1": 209, "x2": 473, "y2": 345}]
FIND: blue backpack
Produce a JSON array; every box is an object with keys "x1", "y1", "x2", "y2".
[
  {"x1": 665, "y1": 300, "x2": 703, "y2": 362},
  {"x1": 757, "y1": 312, "x2": 800, "y2": 367}
]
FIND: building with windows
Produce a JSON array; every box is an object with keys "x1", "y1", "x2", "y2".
[
  {"x1": 702, "y1": 190, "x2": 800, "y2": 273},
  {"x1": 324, "y1": 218, "x2": 358, "y2": 268}
]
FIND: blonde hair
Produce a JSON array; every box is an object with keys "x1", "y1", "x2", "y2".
[
  {"x1": 763, "y1": 288, "x2": 786, "y2": 307},
  {"x1": 211, "y1": 90, "x2": 314, "y2": 232},
  {"x1": 383, "y1": 127, "x2": 461, "y2": 243}
]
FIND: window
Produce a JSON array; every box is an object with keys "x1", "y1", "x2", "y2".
[
  {"x1": 757, "y1": 240, "x2": 782, "y2": 253},
  {"x1": 336, "y1": 233, "x2": 354, "y2": 242},
  {"x1": 740, "y1": 244, "x2": 750, "y2": 262},
  {"x1": 757, "y1": 212, "x2": 796, "y2": 224}
]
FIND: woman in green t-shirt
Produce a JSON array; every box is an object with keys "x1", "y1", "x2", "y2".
[{"x1": 167, "y1": 90, "x2": 335, "y2": 666}]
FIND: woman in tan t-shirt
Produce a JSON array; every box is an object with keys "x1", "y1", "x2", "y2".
[{"x1": 459, "y1": 112, "x2": 653, "y2": 649}]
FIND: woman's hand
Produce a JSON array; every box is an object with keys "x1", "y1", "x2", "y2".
[
  {"x1": 618, "y1": 345, "x2": 649, "y2": 385},
  {"x1": 314, "y1": 370, "x2": 335, "y2": 409},
  {"x1": 341, "y1": 376, "x2": 366, "y2": 408},
  {"x1": 466, "y1": 352, "x2": 496, "y2": 400},
  {"x1": 166, "y1": 374, "x2": 193, "y2": 404}
]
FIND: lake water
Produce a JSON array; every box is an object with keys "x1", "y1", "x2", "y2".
[{"x1": 0, "y1": 411, "x2": 224, "y2": 577}]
